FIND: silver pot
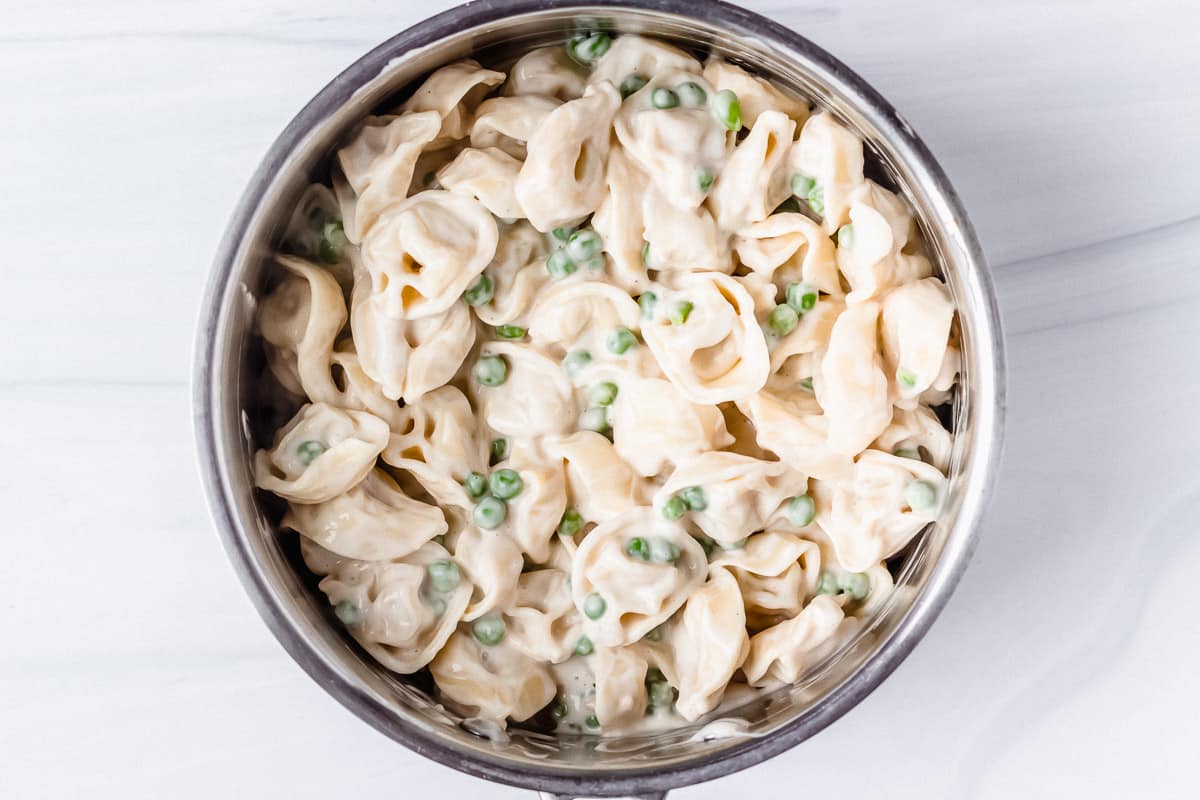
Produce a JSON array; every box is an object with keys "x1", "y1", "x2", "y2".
[{"x1": 193, "y1": 1, "x2": 1006, "y2": 797}]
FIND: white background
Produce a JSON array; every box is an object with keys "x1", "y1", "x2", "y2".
[{"x1": 3, "y1": 1, "x2": 1199, "y2": 797}]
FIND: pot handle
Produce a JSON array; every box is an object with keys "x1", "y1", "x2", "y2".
[{"x1": 537, "y1": 794, "x2": 668, "y2": 800}]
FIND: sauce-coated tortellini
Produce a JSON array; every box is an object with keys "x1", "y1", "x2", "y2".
[{"x1": 254, "y1": 32, "x2": 962, "y2": 737}]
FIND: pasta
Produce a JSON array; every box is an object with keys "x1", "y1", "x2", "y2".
[{"x1": 252, "y1": 32, "x2": 960, "y2": 737}]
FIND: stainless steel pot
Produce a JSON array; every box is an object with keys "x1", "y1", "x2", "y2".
[{"x1": 193, "y1": 1, "x2": 1006, "y2": 797}]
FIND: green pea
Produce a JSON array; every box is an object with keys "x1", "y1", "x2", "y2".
[
  {"x1": 711, "y1": 89, "x2": 742, "y2": 131},
  {"x1": 474, "y1": 496, "x2": 507, "y2": 529},
  {"x1": 547, "y1": 249, "x2": 576, "y2": 280},
  {"x1": 840, "y1": 572, "x2": 871, "y2": 600},
  {"x1": 580, "y1": 406, "x2": 610, "y2": 433},
  {"x1": 495, "y1": 324, "x2": 526, "y2": 339},
  {"x1": 472, "y1": 355, "x2": 508, "y2": 387},
  {"x1": 816, "y1": 572, "x2": 839, "y2": 595},
  {"x1": 696, "y1": 166, "x2": 715, "y2": 193},
  {"x1": 894, "y1": 447, "x2": 921, "y2": 460},
  {"x1": 807, "y1": 184, "x2": 825, "y2": 214},
  {"x1": 641, "y1": 241, "x2": 655, "y2": 267},
  {"x1": 334, "y1": 600, "x2": 359, "y2": 625},
  {"x1": 319, "y1": 220, "x2": 348, "y2": 264},
  {"x1": 620, "y1": 73, "x2": 648, "y2": 98},
  {"x1": 564, "y1": 349, "x2": 592, "y2": 376},
  {"x1": 464, "y1": 273, "x2": 494, "y2": 306},
  {"x1": 430, "y1": 595, "x2": 447, "y2": 616},
  {"x1": 661, "y1": 495, "x2": 686, "y2": 521},
  {"x1": 676, "y1": 81, "x2": 707, "y2": 106},
  {"x1": 590, "y1": 382, "x2": 618, "y2": 407},
  {"x1": 569, "y1": 32, "x2": 611, "y2": 65},
  {"x1": 790, "y1": 173, "x2": 815, "y2": 198},
  {"x1": 296, "y1": 440, "x2": 325, "y2": 465},
  {"x1": 558, "y1": 507, "x2": 583, "y2": 538},
  {"x1": 607, "y1": 326, "x2": 637, "y2": 354},
  {"x1": 679, "y1": 486, "x2": 707, "y2": 512},
  {"x1": 649, "y1": 537, "x2": 681, "y2": 564},
  {"x1": 768, "y1": 303, "x2": 799, "y2": 337},
  {"x1": 799, "y1": 377, "x2": 814, "y2": 392},
  {"x1": 787, "y1": 494, "x2": 816, "y2": 527},
  {"x1": 897, "y1": 367, "x2": 918, "y2": 389},
  {"x1": 490, "y1": 468, "x2": 523, "y2": 500},
  {"x1": 575, "y1": 636, "x2": 594, "y2": 656},
  {"x1": 490, "y1": 437, "x2": 508, "y2": 464},
  {"x1": 647, "y1": 680, "x2": 676, "y2": 708},
  {"x1": 625, "y1": 537, "x2": 650, "y2": 561},
  {"x1": 785, "y1": 281, "x2": 818, "y2": 313},
  {"x1": 551, "y1": 226, "x2": 574, "y2": 243},
  {"x1": 463, "y1": 471, "x2": 487, "y2": 499},
  {"x1": 651, "y1": 87, "x2": 680, "y2": 109},
  {"x1": 566, "y1": 229, "x2": 603, "y2": 262},
  {"x1": 905, "y1": 479, "x2": 938, "y2": 512},
  {"x1": 472, "y1": 616, "x2": 506, "y2": 646},
  {"x1": 638, "y1": 291, "x2": 657, "y2": 319},
  {"x1": 426, "y1": 560, "x2": 460, "y2": 593},
  {"x1": 670, "y1": 301, "x2": 693, "y2": 325},
  {"x1": 837, "y1": 223, "x2": 855, "y2": 249},
  {"x1": 579, "y1": 253, "x2": 606, "y2": 272},
  {"x1": 584, "y1": 714, "x2": 600, "y2": 729},
  {"x1": 551, "y1": 699, "x2": 568, "y2": 720},
  {"x1": 584, "y1": 593, "x2": 607, "y2": 620}
]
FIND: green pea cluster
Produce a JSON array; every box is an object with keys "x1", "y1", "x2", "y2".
[
  {"x1": 789, "y1": 172, "x2": 825, "y2": 214},
  {"x1": 644, "y1": 667, "x2": 677, "y2": 712},
  {"x1": 463, "y1": 466, "x2": 525, "y2": 530},
  {"x1": 547, "y1": 226, "x2": 605, "y2": 279},
  {"x1": 624, "y1": 536, "x2": 681, "y2": 565},
  {"x1": 422, "y1": 559, "x2": 461, "y2": 617},
  {"x1": 766, "y1": 281, "x2": 821, "y2": 338},
  {"x1": 816, "y1": 570, "x2": 871, "y2": 600},
  {"x1": 661, "y1": 485, "x2": 707, "y2": 521}
]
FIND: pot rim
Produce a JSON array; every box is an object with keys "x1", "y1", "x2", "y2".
[{"x1": 194, "y1": 1, "x2": 1006, "y2": 795}]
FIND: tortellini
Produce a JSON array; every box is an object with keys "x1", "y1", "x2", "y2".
[{"x1": 254, "y1": 33, "x2": 962, "y2": 737}]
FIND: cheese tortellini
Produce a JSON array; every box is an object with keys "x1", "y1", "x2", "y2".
[{"x1": 252, "y1": 32, "x2": 961, "y2": 737}]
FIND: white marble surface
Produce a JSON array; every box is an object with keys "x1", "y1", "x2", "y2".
[{"x1": 3, "y1": 1, "x2": 1199, "y2": 797}]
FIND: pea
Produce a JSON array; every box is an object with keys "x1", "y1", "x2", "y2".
[
  {"x1": 905, "y1": 479, "x2": 938, "y2": 512},
  {"x1": 638, "y1": 291, "x2": 657, "y2": 319},
  {"x1": 490, "y1": 437, "x2": 508, "y2": 464},
  {"x1": 589, "y1": 382, "x2": 618, "y2": 407},
  {"x1": 564, "y1": 349, "x2": 592, "y2": 376},
  {"x1": 580, "y1": 406, "x2": 610, "y2": 433},
  {"x1": 584, "y1": 714, "x2": 600, "y2": 729},
  {"x1": 676, "y1": 81, "x2": 707, "y2": 106},
  {"x1": 464, "y1": 273, "x2": 494, "y2": 306},
  {"x1": 334, "y1": 600, "x2": 359, "y2": 625},
  {"x1": 472, "y1": 616, "x2": 505, "y2": 646},
  {"x1": 578, "y1": 253, "x2": 606, "y2": 272},
  {"x1": 566, "y1": 229, "x2": 603, "y2": 262},
  {"x1": 474, "y1": 496, "x2": 507, "y2": 529},
  {"x1": 575, "y1": 636, "x2": 594, "y2": 656},
  {"x1": 551, "y1": 226, "x2": 574, "y2": 243},
  {"x1": 896, "y1": 367, "x2": 918, "y2": 389},
  {"x1": 569, "y1": 32, "x2": 611, "y2": 65},
  {"x1": 472, "y1": 355, "x2": 508, "y2": 387},
  {"x1": 787, "y1": 494, "x2": 816, "y2": 527},
  {"x1": 647, "y1": 680, "x2": 676, "y2": 708},
  {"x1": 606, "y1": 326, "x2": 637, "y2": 354},
  {"x1": 620, "y1": 73, "x2": 648, "y2": 98},
  {"x1": 649, "y1": 537, "x2": 681, "y2": 564},
  {"x1": 463, "y1": 471, "x2": 487, "y2": 499},
  {"x1": 837, "y1": 223, "x2": 855, "y2": 249},
  {"x1": 790, "y1": 173, "x2": 815, "y2": 198},
  {"x1": 551, "y1": 699, "x2": 569, "y2": 720},
  {"x1": 651, "y1": 87, "x2": 680, "y2": 109},
  {"x1": 547, "y1": 249, "x2": 576, "y2": 280},
  {"x1": 558, "y1": 508, "x2": 583, "y2": 537},
  {"x1": 696, "y1": 166, "x2": 715, "y2": 193},
  {"x1": 427, "y1": 560, "x2": 460, "y2": 593},
  {"x1": 768, "y1": 303, "x2": 799, "y2": 337},
  {"x1": 583, "y1": 593, "x2": 607, "y2": 620},
  {"x1": 430, "y1": 595, "x2": 447, "y2": 616},
  {"x1": 319, "y1": 220, "x2": 348, "y2": 264},
  {"x1": 816, "y1": 572, "x2": 839, "y2": 595},
  {"x1": 840, "y1": 572, "x2": 871, "y2": 600},
  {"x1": 661, "y1": 495, "x2": 686, "y2": 521},
  {"x1": 670, "y1": 301, "x2": 693, "y2": 325},
  {"x1": 679, "y1": 486, "x2": 707, "y2": 511},
  {"x1": 490, "y1": 468, "x2": 523, "y2": 500},
  {"x1": 641, "y1": 242, "x2": 654, "y2": 267},
  {"x1": 625, "y1": 537, "x2": 650, "y2": 561},
  {"x1": 495, "y1": 324, "x2": 526, "y2": 339},
  {"x1": 296, "y1": 440, "x2": 325, "y2": 466},
  {"x1": 807, "y1": 184, "x2": 825, "y2": 214},
  {"x1": 785, "y1": 281, "x2": 818, "y2": 313},
  {"x1": 710, "y1": 89, "x2": 742, "y2": 131}
]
